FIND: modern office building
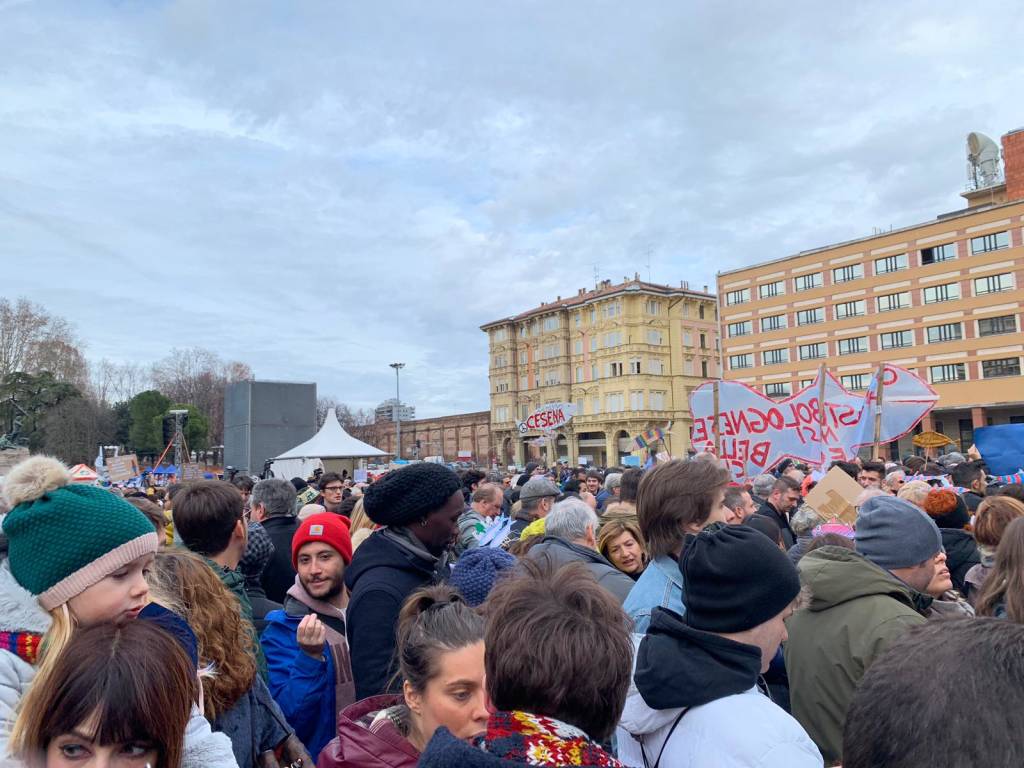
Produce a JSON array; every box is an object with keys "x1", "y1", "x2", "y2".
[
  {"x1": 482, "y1": 275, "x2": 719, "y2": 467},
  {"x1": 374, "y1": 398, "x2": 415, "y2": 423},
  {"x1": 718, "y1": 128, "x2": 1024, "y2": 455}
]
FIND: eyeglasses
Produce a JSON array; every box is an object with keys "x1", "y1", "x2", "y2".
[{"x1": 323, "y1": 485, "x2": 344, "y2": 492}]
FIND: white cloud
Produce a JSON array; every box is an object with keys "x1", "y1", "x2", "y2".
[{"x1": 1, "y1": 0, "x2": 1021, "y2": 416}]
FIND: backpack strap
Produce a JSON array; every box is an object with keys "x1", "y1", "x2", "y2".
[{"x1": 636, "y1": 708, "x2": 687, "y2": 768}]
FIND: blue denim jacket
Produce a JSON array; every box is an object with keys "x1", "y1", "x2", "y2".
[{"x1": 623, "y1": 554, "x2": 685, "y2": 634}]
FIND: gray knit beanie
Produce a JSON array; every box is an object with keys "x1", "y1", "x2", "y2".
[{"x1": 855, "y1": 495, "x2": 942, "y2": 570}]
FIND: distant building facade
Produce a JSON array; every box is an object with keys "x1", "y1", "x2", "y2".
[
  {"x1": 374, "y1": 398, "x2": 415, "y2": 423},
  {"x1": 717, "y1": 128, "x2": 1024, "y2": 456},
  {"x1": 352, "y1": 411, "x2": 492, "y2": 464},
  {"x1": 482, "y1": 275, "x2": 719, "y2": 467}
]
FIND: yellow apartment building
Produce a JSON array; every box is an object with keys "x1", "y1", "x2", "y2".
[
  {"x1": 482, "y1": 276, "x2": 719, "y2": 467},
  {"x1": 718, "y1": 129, "x2": 1024, "y2": 456}
]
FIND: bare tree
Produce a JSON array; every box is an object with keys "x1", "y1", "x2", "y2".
[
  {"x1": 151, "y1": 348, "x2": 252, "y2": 445},
  {"x1": 89, "y1": 359, "x2": 152, "y2": 405},
  {"x1": 0, "y1": 298, "x2": 84, "y2": 385}
]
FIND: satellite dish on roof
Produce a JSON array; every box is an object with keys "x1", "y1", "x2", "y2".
[{"x1": 966, "y1": 132, "x2": 1003, "y2": 190}]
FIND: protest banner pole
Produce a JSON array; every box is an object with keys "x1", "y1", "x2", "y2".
[
  {"x1": 872, "y1": 363, "x2": 887, "y2": 458},
  {"x1": 712, "y1": 380, "x2": 721, "y2": 456},
  {"x1": 817, "y1": 363, "x2": 827, "y2": 469}
]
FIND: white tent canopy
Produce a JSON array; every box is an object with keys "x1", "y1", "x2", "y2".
[{"x1": 271, "y1": 408, "x2": 387, "y2": 479}]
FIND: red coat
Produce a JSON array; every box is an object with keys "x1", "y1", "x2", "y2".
[{"x1": 317, "y1": 695, "x2": 419, "y2": 768}]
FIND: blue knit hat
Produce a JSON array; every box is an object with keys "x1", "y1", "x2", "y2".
[
  {"x1": 450, "y1": 547, "x2": 517, "y2": 607},
  {"x1": 856, "y1": 495, "x2": 942, "y2": 570}
]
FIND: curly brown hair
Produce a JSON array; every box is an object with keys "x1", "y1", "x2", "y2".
[{"x1": 146, "y1": 549, "x2": 257, "y2": 719}]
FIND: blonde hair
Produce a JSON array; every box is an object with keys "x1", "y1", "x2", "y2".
[
  {"x1": 9, "y1": 605, "x2": 75, "y2": 754},
  {"x1": 350, "y1": 497, "x2": 374, "y2": 534},
  {"x1": 898, "y1": 480, "x2": 933, "y2": 508},
  {"x1": 597, "y1": 519, "x2": 647, "y2": 566},
  {"x1": 146, "y1": 549, "x2": 256, "y2": 719}
]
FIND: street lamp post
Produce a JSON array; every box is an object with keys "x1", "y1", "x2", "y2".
[{"x1": 389, "y1": 363, "x2": 405, "y2": 460}]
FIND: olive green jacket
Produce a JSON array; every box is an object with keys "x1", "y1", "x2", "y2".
[{"x1": 784, "y1": 546, "x2": 928, "y2": 765}]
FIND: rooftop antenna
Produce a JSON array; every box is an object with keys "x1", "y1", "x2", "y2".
[{"x1": 966, "y1": 132, "x2": 1004, "y2": 191}]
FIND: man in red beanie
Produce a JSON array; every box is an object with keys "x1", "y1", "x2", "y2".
[{"x1": 260, "y1": 512, "x2": 355, "y2": 761}]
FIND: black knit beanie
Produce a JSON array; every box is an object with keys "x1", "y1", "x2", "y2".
[
  {"x1": 363, "y1": 463, "x2": 462, "y2": 527},
  {"x1": 681, "y1": 523, "x2": 801, "y2": 633}
]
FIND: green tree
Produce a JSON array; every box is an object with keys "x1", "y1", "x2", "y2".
[
  {"x1": 128, "y1": 390, "x2": 171, "y2": 456},
  {"x1": 0, "y1": 371, "x2": 79, "y2": 450},
  {"x1": 39, "y1": 396, "x2": 116, "y2": 465}
]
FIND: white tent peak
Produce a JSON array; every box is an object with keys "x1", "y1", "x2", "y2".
[{"x1": 274, "y1": 408, "x2": 387, "y2": 460}]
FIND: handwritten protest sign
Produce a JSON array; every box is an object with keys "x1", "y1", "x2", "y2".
[
  {"x1": 106, "y1": 454, "x2": 140, "y2": 483},
  {"x1": 689, "y1": 365, "x2": 937, "y2": 481},
  {"x1": 804, "y1": 466, "x2": 863, "y2": 526},
  {"x1": 517, "y1": 402, "x2": 577, "y2": 434},
  {"x1": 181, "y1": 463, "x2": 205, "y2": 481}
]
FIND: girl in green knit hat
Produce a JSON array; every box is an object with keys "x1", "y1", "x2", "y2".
[{"x1": 0, "y1": 455, "x2": 238, "y2": 768}]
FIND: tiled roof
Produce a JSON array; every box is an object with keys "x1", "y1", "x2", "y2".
[{"x1": 480, "y1": 278, "x2": 715, "y2": 329}]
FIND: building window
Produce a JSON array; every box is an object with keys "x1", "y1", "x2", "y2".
[
  {"x1": 591, "y1": 396, "x2": 601, "y2": 415},
  {"x1": 760, "y1": 314, "x2": 787, "y2": 332},
  {"x1": 979, "y1": 314, "x2": 1018, "y2": 337},
  {"x1": 648, "y1": 358, "x2": 664, "y2": 375},
  {"x1": 629, "y1": 358, "x2": 641, "y2": 375},
  {"x1": 699, "y1": 333, "x2": 707, "y2": 349},
  {"x1": 630, "y1": 391, "x2": 644, "y2": 410},
  {"x1": 880, "y1": 330, "x2": 913, "y2": 349},
  {"x1": 574, "y1": 312, "x2": 581, "y2": 327},
  {"x1": 725, "y1": 288, "x2": 750, "y2": 306},
  {"x1": 495, "y1": 406, "x2": 509, "y2": 422},
  {"x1": 727, "y1": 320, "x2": 752, "y2": 337},
  {"x1": 519, "y1": 375, "x2": 528, "y2": 389},
  {"x1": 926, "y1": 322, "x2": 963, "y2": 344},
  {"x1": 574, "y1": 339, "x2": 583, "y2": 354},
  {"x1": 650, "y1": 391, "x2": 666, "y2": 410},
  {"x1": 646, "y1": 329, "x2": 664, "y2": 345},
  {"x1": 796, "y1": 307, "x2": 824, "y2": 326},
  {"x1": 603, "y1": 331, "x2": 624, "y2": 348},
  {"x1": 923, "y1": 282, "x2": 961, "y2": 304},
  {"x1": 765, "y1": 382, "x2": 791, "y2": 398},
  {"x1": 543, "y1": 316, "x2": 561, "y2": 332},
  {"x1": 589, "y1": 308, "x2": 596, "y2": 324},
  {"x1": 701, "y1": 360, "x2": 708, "y2": 377},
  {"x1": 543, "y1": 343, "x2": 562, "y2": 359},
  {"x1": 699, "y1": 304, "x2": 706, "y2": 319},
  {"x1": 543, "y1": 369, "x2": 561, "y2": 386},
  {"x1": 729, "y1": 353, "x2": 753, "y2": 370},
  {"x1": 837, "y1": 336, "x2": 868, "y2": 355},
  {"x1": 921, "y1": 243, "x2": 957, "y2": 265},
  {"x1": 974, "y1": 273, "x2": 1015, "y2": 296},
  {"x1": 832, "y1": 264, "x2": 864, "y2": 283},
  {"x1": 590, "y1": 337, "x2": 598, "y2": 352},
  {"x1": 492, "y1": 328, "x2": 507, "y2": 342},
  {"x1": 794, "y1": 272, "x2": 823, "y2": 292},
  {"x1": 841, "y1": 374, "x2": 870, "y2": 391},
  {"x1": 762, "y1": 348, "x2": 789, "y2": 365},
  {"x1": 834, "y1": 299, "x2": 866, "y2": 319},
  {"x1": 602, "y1": 301, "x2": 622, "y2": 318},
  {"x1": 877, "y1": 292, "x2": 910, "y2": 312},
  {"x1": 520, "y1": 404, "x2": 530, "y2": 420},
  {"x1": 874, "y1": 254, "x2": 908, "y2": 275},
  {"x1": 645, "y1": 300, "x2": 662, "y2": 315},
  {"x1": 799, "y1": 378, "x2": 814, "y2": 389},
  {"x1": 591, "y1": 363, "x2": 598, "y2": 380},
  {"x1": 607, "y1": 361, "x2": 624, "y2": 377},
  {"x1": 798, "y1": 342, "x2": 827, "y2": 360},
  {"x1": 606, "y1": 393, "x2": 625, "y2": 413},
  {"x1": 982, "y1": 357, "x2": 1022, "y2": 378},
  {"x1": 758, "y1": 280, "x2": 785, "y2": 300},
  {"x1": 574, "y1": 366, "x2": 583, "y2": 383},
  {"x1": 794, "y1": 344, "x2": 827, "y2": 362},
  {"x1": 970, "y1": 231, "x2": 1009, "y2": 254},
  {"x1": 930, "y1": 363, "x2": 967, "y2": 384}
]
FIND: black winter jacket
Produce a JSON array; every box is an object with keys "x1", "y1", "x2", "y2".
[
  {"x1": 260, "y1": 515, "x2": 301, "y2": 604},
  {"x1": 940, "y1": 528, "x2": 981, "y2": 594},
  {"x1": 344, "y1": 529, "x2": 439, "y2": 700}
]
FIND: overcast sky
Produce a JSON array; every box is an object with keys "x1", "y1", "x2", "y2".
[{"x1": 2, "y1": 1, "x2": 1021, "y2": 417}]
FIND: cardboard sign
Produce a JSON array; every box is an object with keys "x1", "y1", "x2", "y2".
[
  {"x1": 804, "y1": 466, "x2": 864, "y2": 526},
  {"x1": 181, "y1": 463, "x2": 205, "y2": 481},
  {"x1": 690, "y1": 365, "x2": 937, "y2": 481},
  {"x1": 974, "y1": 425, "x2": 1024, "y2": 476},
  {"x1": 106, "y1": 454, "x2": 140, "y2": 483},
  {"x1": 517, "y1": 402, "x2": 577, "y2": 434}
]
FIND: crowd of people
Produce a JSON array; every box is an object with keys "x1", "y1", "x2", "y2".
[{"x1": 1, "y1": 447, "x2": 1023, "y2": 767}]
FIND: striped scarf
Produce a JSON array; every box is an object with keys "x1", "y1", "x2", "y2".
[{"x1": 0, "y1": 630, "x2": 42, "y2": 665}]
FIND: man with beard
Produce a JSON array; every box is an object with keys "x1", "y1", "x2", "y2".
[{"x1": 261, "y1": 512, "x2": 356, "y2": 761}]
